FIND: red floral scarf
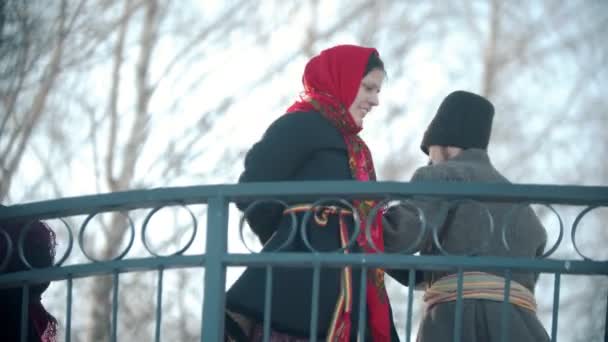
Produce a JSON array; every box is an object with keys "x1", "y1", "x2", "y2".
[{"x1": 286, "y1": 45, "x2": 390, "y2": 341}]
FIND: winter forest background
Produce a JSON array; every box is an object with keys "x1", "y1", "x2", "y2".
[{"x1": 1, "y1": 0, "x2": 607, "y2": 341}]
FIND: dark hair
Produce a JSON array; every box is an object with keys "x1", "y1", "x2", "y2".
[
  {"x1": 364, "y1": 52, "x2": 386, "y2": 77},
  {"x1": 0, "y1": 218, "x2": 57, "y2": 342}
]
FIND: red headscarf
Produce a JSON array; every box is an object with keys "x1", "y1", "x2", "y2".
[{"x1": 286, "y1": 45, "x2": 390, "y2": 342}]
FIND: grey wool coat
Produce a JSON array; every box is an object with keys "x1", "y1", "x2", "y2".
[{"x1": 383, "y1": 149, "x2": 550, "y2": 342}]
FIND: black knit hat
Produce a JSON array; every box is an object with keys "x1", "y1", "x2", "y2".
[{"x1": 421, "y1": 90, "x2": 495, "y2": 155}]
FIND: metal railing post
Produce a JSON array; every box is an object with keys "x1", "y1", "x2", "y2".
[{"x1": 201, "y1": 196, "x2": 228, "y2": 341}]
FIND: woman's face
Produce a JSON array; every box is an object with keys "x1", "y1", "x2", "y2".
[{"x1": 348, "y1": 68, "x2": 384, "y2": 128}]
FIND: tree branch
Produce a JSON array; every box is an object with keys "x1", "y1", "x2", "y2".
[
  {"x1": 0, "y1": 0, "x2": 68, "y2": 201},
  {"x1": 114, "y1": 0, "x2": 159, "y2": 190},
  {"x1": 105, "y1": 0, "x2": 132, "y2": 190}
]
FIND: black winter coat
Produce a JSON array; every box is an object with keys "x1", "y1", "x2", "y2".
[{"x1": 226, "y1": 111, "x2": 400, "y2": 341}]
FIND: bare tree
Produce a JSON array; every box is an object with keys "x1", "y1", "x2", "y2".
[
  {"x1": 0, "y1": 0, "x2": 74, "y2": 201},
  {"x1": 4, "y1": 1, "x2": 605, "y2": 341}
]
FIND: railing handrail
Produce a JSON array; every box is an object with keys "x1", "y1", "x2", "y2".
[
  {"x1": 2, "y1": 181, "x2": 607, "y2": 221},
  {"x1": 1, "y1": 253, "x2": 606, "y2": 289}
]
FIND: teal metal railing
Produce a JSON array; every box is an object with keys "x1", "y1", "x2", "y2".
[{"x1": 1, "y1": 181, "x2": 607, "y2": 341}]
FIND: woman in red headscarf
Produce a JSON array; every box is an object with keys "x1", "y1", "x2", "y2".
[{"x1": 225, "y1": 45, "x2": 400, "y2": 341}]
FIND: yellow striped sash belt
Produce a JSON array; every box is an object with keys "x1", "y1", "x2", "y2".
[
  {"x1": 424, "y1": 272, "x2": 537, "y2": 313},
  {"x1": 283, "y1": 204, "x2": 353, "y2": 226},
  {"x1": 283, "y1": 204, "x2": 354, "y2": 341}
]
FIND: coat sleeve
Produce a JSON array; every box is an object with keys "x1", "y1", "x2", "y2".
[
  {"x1": 383, "y1": 166, "x2": 452, "y2": 285},
  {"x1": 237, "y1": 113, "x2": 320, "y2": 244},
  {"x1": 383, "y1": 166, "x2": 453, "y2": 253}
]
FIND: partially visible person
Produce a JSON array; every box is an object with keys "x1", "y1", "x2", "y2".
[
  {"x1": 1, "y1": 207, "x2": 58, "y2": 342},
  {"x1": 383, "y1": 91, "x2": 550, "y2": 341}
]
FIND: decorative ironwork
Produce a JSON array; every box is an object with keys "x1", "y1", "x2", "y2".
[
  {"x1": 430, "y1": 199, "x2": 495, "y2": 257},
  {"x1": 78, "y1": 211, "x2": 135, "y2": 262},
  {"x1": 238, "y1": 199, "x2": 297, "y2": 253},
  {"x1": 501, "y1": 203, "x2": 564, "y2": 258},
  {"x1": 365, "y1": 198, "x2": 428, "y2": 254},
  {"x1": 0, "y1": 228, "x2": 12, "y2": 272},
  {"x1": 19, "y1": 218, "x2": 74, "y2": 268},
  {"x1": 571, "y1": 205, "x2": 605, "y2": 261},
  {"x1": 0, "y1": 181, "x2": 607, "y2": 342},
  {"x1": 299, "y1": 198, "x2": 360, "y2": 253},
  {"x1": 141, "y1": 204, "x2": 198, "y2": 257}
]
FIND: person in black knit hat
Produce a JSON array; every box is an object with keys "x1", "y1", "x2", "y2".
[
  {"x1": 420, "y1": 90, "x2": 494, "y2": 154},
  {"x1": 382, "y1": 90, "x2": 550, "y2": 342}
]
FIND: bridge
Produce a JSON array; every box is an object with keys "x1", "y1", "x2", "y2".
[{"x1": 1, "y1": 181, "x2": 607, "y2": 341}]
